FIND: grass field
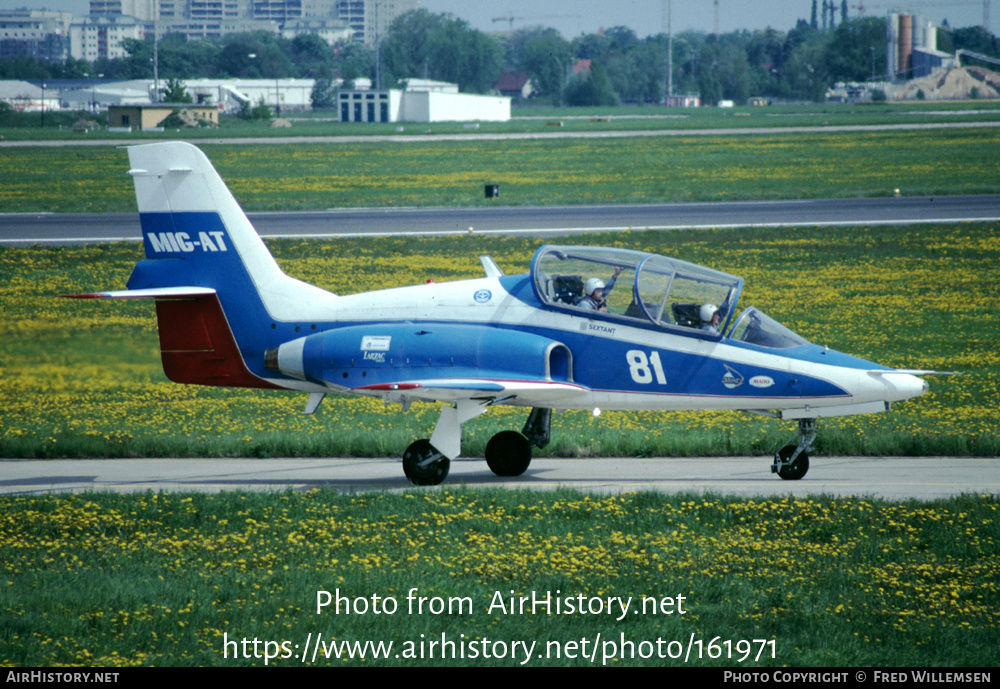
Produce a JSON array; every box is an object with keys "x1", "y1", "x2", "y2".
[
  {"x1": 2, "y1": 224, "x2": 997, "y2": 461},
  {"x1": 1, "y1": 489, "x2": 996, "y2": 666},
  {"x1": 2, "y1": 100, "x2": 1000, "y2": 142},
  {"x1": 1, "y1": 126, "x2": 999, "y2": 213}
]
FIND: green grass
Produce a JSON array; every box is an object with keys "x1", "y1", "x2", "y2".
[
  {"x1": 1, "y1": 489, "x2": 996, "y2": 667},
  {"x1": 1, "y1": 126, "x2": 999, "y2": 213},
  {"x1": 2, "y1": 101, "x2": 1000, "y2": 142},
  {"x1": 2, "y1": 224, "x2": 998, "y2": 461}
]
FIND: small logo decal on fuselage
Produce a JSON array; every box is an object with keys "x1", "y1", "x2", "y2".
[
  {"x1": 722, "y1": 364, "x2": 744, "y2": 389},
  {"x1": 582, "y1": 322, "x2": 616, "y2": 336},
  {"x1": 361, "y1": 336, "x2": 391, "y2": 363},
  {"x1": 361, "y1": 336, "x2": 391, "y2": 351},
  {"x1": 474, "y1": 289, "x2": 492, "y2": 303},
  {"x1": 749, "y1": 375, "x2": 775, "y2": 388}
]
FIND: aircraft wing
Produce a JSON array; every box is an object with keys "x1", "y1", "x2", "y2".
[{"x1": 352, "y1": 378, "x2": 592, "y2": 407}]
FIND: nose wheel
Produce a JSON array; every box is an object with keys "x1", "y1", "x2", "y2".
[{"x1": 772, "y1": 419, "x2": 815, "y2": 481}]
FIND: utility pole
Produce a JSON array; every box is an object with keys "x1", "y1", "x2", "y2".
[
  {"x1": 152, "y1": 0, "x2": 159, "y2": 102},
  {"x1": 666, "y1": 0, "x2": 673, "y2": 98}
]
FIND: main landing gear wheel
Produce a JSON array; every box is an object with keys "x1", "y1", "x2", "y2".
[
  {"x1": 774, "y1": 445, "x2": 810, "y2": 481},
  {"x1": 402, "y1": 439, "x2": 450, "y2": 486},
  {"x1": 485, "y1": 430, "x2": 532, "y2": 477}
]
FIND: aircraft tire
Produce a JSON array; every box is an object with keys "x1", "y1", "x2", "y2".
[
  {"x1": 485, "y1": 430, "x2": 532, "y2": 477},
  {"x1": 775, "y1": 445, "x2": 809, "y2": 480},
  {"x1": 403, "y1": 439, "x2": 450, "y2": 486}
]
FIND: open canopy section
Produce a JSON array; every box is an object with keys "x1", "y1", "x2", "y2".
[{"x1": 530, "y1": 245, "x2": 744, "y2": 336}]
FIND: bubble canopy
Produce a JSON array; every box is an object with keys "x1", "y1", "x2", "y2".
[{"x1": 529, "y1": 245, "x2": 811, "y2": 348}]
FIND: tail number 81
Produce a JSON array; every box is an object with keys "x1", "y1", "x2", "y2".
[{"x1": 627, "y1": 350, "x2": 667, "y2": 385}]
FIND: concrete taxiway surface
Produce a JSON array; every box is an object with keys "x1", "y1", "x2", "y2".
[
  {"x1": 2, "y1": 457, "x2": 997, "y2": 500},
  {"x1": 4, "y1": 195, "x2": 1000, "y2": 247}
]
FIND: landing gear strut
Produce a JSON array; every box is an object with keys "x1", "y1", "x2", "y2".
[{"x1": 772, "y1": 418, "x2": 816, "y2": 481}]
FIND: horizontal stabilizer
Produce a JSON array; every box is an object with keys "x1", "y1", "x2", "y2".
[
  {"x1": 867, "y1": 369, "x2": 960, "y2": 377},
  {"x1": 65, "y1": 287, "x2": 217, "y2": 300}
]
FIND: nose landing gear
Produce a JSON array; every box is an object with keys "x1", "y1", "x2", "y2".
[{"x1": 772, "y1": 418, "x2": 816, "y2": 481}]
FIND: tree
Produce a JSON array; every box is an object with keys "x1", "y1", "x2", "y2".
[
  {"x1": 784, "y1": 33, "x2": 830, "y2": 101},
  {"x1": 219, "y1": 32, "x2": 292, "y2": 78},
  {"x1": 290, "y1": 33, "x2": 332, "y2": 76},
  {"x1": 332, "y1": 39, "x2": 375, "y2": 86},
  {"x1": 518, "y1": 28, "x2": 571, "y2": 104},
  {"x1": 565, "y1": 62, "x2": 617, "y2": 105},
  {"x1": 163, "y1": 78, "x2": 193, "y2": 103},
  {"x1": 240, "y1": 96, "x2": 273, "y2": 120},
  {"x1": 696, "y1": 34, "x2": 755, "y2": 104},
  {"x1": 311, "y1": 67, "x2": 336, "y2": 108},
  {"x1": 380, "y1": 10, "x2": 502, "y2": 93},
  {"x1": 822, "y1": 17, "x2": 886, "y2": 82},
  {"x1": 951, "y1": 26, "x2": 1000, "y2": 57},
  {"x1": 157, "y1": 33, "x2": 220, "y2": 78}
]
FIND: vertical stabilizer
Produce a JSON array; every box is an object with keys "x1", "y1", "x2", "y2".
[
  {"x1": 120, "y1": 142, "x2": 337, "y2": 387},
  {"x1": 125, "y1": 141, "x2": 336, "y2": 318}
]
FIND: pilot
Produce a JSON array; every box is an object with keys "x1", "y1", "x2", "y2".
[
  {"x1": 700, "y1": 303, "x2": 721, "y2": 333},
  {"x1": 577, "y1": 267, "x2": 622, "y2": 312}
]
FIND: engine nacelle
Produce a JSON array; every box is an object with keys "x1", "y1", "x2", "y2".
[{"x1": 265, "y1": 323, "x2": 573, "y2": 389}]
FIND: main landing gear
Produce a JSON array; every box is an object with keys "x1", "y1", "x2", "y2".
[
  {"x1": 402, "y1": 406, "x2": 552, "y2": 486},
  {"x1": 402, "y1": 439, "x2": 450, "y2": 486},
  {"x1": 772, "y1": 418, "x2": 816, "y2": 481}
]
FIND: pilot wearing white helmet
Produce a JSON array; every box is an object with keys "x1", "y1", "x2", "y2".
[
  {"x1": 577, "y1": 266, "x2": 622, "y2": 312},
  {"x1": 700, "y1": 303, "x2": 721, "y2": 333}
]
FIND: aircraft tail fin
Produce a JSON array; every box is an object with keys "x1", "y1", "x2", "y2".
[
  {"x1": 86, "y1": 142, "x2": 336, "y2": 388},
  {"x1": 125, "y1": 141, "x2": 333, "y2": 309}
]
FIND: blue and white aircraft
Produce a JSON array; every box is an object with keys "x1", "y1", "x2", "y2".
[{"x1": 74, "y1": 141, "x2": 939, "y2": 485}]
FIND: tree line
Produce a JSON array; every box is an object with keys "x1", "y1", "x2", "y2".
[{"x1": 1, "y1": 8, "x2": 997, "y2": 106}]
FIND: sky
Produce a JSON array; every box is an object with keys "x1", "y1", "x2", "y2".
[{"x1": 7, "y1": 0, "x2": 992, "y2": 37}]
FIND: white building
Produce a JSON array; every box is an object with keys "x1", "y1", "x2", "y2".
[
  {"x1": 0, "y1": 80, "x2": 61, "y2": 112},
  {"x1": 69, "y1": 16, "x2": 145, "y2": 62},
  {"x1": 338, "y1": 81, "x2": 510, "y2": 123}
]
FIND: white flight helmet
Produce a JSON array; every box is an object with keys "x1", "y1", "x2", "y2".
[
  {"x1": 700, "y1": 303, "x2": 719, "y2": 322},
  {"x1": 584, "y1": 277, "x2": 605, "y2": 296}
]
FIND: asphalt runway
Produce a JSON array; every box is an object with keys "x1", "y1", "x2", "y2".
[
  {"x1": 2, "y1": 457, "x2": 997, "y2": 500},
  {"x1": 3, "y1": 195, "x2": 1000, "y2": 246}
]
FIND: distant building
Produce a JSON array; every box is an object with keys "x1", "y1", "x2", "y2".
[
  {"x1": 494, "y1": 71, "x2": 533, "y2": 100},
  {"x1": 69, "y1": 15, "x2": 145, "y2": 61},
  {"x1": 0, "y1": 80, "x2": 62, "y2": 111},
  {"x1": 84, "y1": 0, "x2": 407, "y2": 45},
  {"x1": 338, "y1": 80, "x2": 510, "y2": 123},
  {"x1": 108, "y1": 103, "x2": 219, "y2": 129},
  {"x1": 281, "y1": 17, "x2": 352, "y2": 45},
  {"x1": 0, "y1": 9, "x2": 74, "y2": 61},
  {"x1": 886, "y1": 13, "x2": 956, "y2": 80},
  {"x1": 664, "y1": 94, "x2": 700, "y2": 107},
  {"x1": 338, "y1": 0, "x2": 418, "y2": 45}
]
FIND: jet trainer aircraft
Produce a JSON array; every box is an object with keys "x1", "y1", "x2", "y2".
[{"x1": 73, "y1": 141, "x2": 940, "y2": 485}]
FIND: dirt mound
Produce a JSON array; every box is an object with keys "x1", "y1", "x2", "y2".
[{"x1": 895, "y1": 66, "x2": 1000, "y2": 100}]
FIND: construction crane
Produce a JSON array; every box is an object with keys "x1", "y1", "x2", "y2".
[
  {"x1": 491, "y1": 14, "x2": 582, "y2": 32},
  {"x1": 851, "y1": 0, "x2": 990, "y2": 30}
]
